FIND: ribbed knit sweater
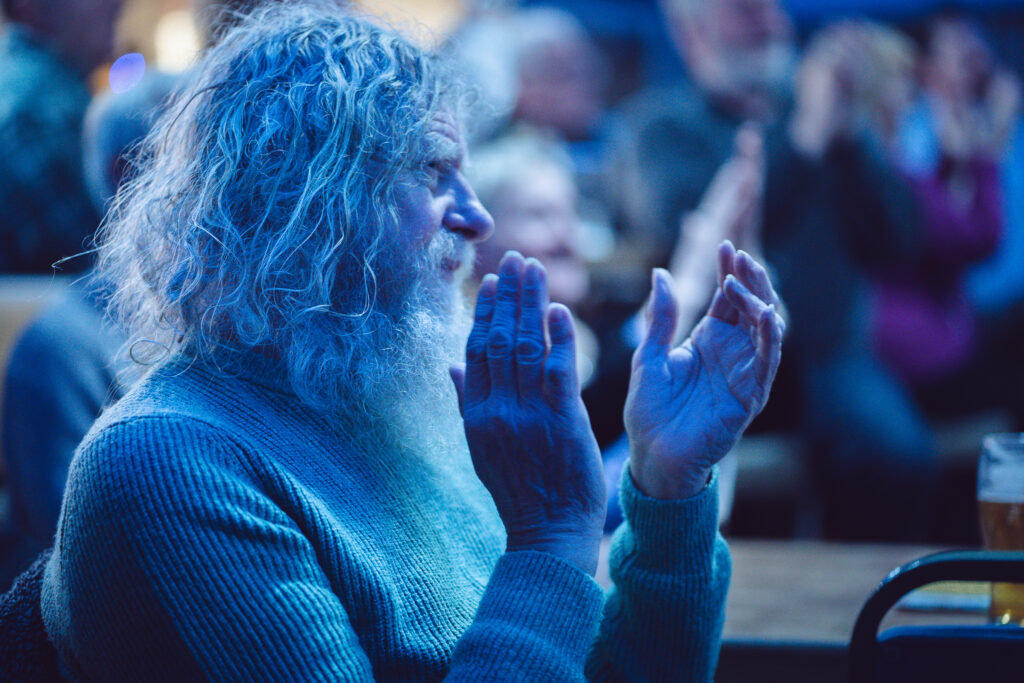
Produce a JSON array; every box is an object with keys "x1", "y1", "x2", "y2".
[{"x1": 40, "y1": 352, "x2": 730, "y2": 681}]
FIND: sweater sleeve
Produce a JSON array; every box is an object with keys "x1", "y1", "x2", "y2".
[
  {"x1": 448, "y1": 550, "x2": 606, "y2": 681},
  {"x1": 585, "y1": 466, "x2": 730, "y2": 682},
  {"x1": 42, "y1": 415, "x2": 609, "y2": 682}
]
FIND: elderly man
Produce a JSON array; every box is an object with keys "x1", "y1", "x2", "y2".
[
  {"x1": 41, "y1": 4, "x2": 783, "y2": 680},
  {"x1": 0, "y1": 0, "x2": 122, "y2": 272}
]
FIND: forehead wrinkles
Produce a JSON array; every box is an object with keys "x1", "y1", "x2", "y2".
[{"x1": 421, "y1": 114, "x2": 464, "y2": 160}]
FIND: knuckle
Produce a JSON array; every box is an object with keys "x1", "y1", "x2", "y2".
[
  {"x1": 515, "y1": 336, "x2": 546, "y2": 362},
  {"x1": 466, "y1": 342, "x2": 487, "y2": 365},
  {"x1": 521, "y1": 278, "x2": 542, "y2": 301},
  {"x1": 495, "y1": 283, "x2": 518, "y2": 303},
  {"x1": 487, "y1": 327, "x2": 515, "y2": 355},
  {"x1": 545, "y1": 362, "x2": 573, "y2": 390}
]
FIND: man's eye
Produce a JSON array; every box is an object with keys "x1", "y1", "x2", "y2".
[{"x1": 422, "y1": 160, "x2": 451, "y2": 188}]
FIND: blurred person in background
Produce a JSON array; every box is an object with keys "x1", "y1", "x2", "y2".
[
  {"x1": 850, "y1": 20, "x2": 1024, "y2": 482},
  {"x1": 615, "y1": 0, "x2": 938, "y2": 541},
  {"x1": 0, "y1": 0, "x2": 123, "y2": 273},
  {"x1": 0, "y1": 73, "x2": 176, "y2": 590},
  {"x1": 0, "y1": 0, "x2": 264, "y2": 590},
  {"x1": 901, "y1": 14, "x2": 1024, "y2": 322},
  {"x1": 449, "y1": 6, "x2": 608, "y2": 146},
  {"x1": 448, "y1": 7, "x2": 616, "y2": 257},
  {"x1": 193, "y1": 0, "x2": 284, "y2": 47}
]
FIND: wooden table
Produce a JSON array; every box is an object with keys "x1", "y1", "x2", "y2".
[
  {"x1": 598, "y1": 538, "x2": 987, "y2": 682},
  {"x1": 719, "y1": 540, "x2": 988, "y2": 681}
]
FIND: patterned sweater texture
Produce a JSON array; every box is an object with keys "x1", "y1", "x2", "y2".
[{"x1": 41, "y1": 352, "x2": 730, "y2": 681}]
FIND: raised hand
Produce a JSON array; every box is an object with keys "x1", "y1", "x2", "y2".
[
  {"x1": 451, "y1": 252, "x2": 605, "y2": 576},
  {"x1": 670, "y1": 124, "x2": 764, "y2": 342},
  {"x1": 625, "y1": 242, "x2": 784, "y2": 500}
]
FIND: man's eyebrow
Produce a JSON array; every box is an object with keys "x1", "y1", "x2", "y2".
[{"x1": 424, "y1": 133, "x2": 463, "y2": 165}]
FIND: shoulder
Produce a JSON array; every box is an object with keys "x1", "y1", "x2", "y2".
[
  {"x1": 68, "y1": 357, "x2": 269, "y2": 493},
  {"x1": 67, "y1": 413, "x2": 254, "y2": 517},
  {"x1": 42, "y1": 412, "x2": 264, "y2": 681}
]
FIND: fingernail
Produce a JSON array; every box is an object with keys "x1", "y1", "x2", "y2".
[
  {"x1": 524, "y1": 259, "x2": 543, "y2": 284},
  {"x1": 655, "y1": 268, "x2": 671, "y2": 294}
]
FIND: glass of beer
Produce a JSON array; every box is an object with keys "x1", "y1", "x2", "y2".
[{"x1": 978, "y1": 433, "x2": 1024, "y2": 625}]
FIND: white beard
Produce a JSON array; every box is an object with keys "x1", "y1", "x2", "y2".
[{"x1": 325, "y1": 228, "x2": 475, "y2": 467}]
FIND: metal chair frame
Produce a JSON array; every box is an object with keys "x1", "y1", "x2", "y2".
[{"x1": 848, "y1": 549, "x2": 1024, "y2": 682}]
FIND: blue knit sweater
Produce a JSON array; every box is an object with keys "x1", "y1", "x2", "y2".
[{"x1": 41, "y1": 352, "x2": 730, "y2": 681}]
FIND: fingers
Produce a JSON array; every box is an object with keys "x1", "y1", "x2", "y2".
[
  {"x1": 734, "y1": 249, "x2": 779, "y2": 307},
  {"x1": 722, "y1": 274, "x2": 786, "y2": 386},
  {"x1": 722, "y1": 274, "x2": 767, "y2": 327},
  {"x1": 449, "y1": 364, "x2": 466, "y2": 415},
  {"x1": 516, "y1": 259, "x2": 549, "y2": 395},
  {"x1": 708, "y1": 240, "x2": 740, "y2": 322},
  {"x1": 487, "y1": 252, "x2": 524, "y2": 396},
  {"x1": 468, "y1": 252, "x2": 558, "y2": 403},
  {"x1": 544, "y1": 303, "x2": 579, "y2": 402},
  {"x1": 465, "y1": 274, "x2": 498, "y2": 403},
  {"x1": 756, "y1": 304, "x2": 784, "y2": 389},
  {"x1": 636, "y1": 269, "x2": 680, "y2": 363},
  {"x1": 734, "y1": 122, "x2": 764, "y2": 163},
  {"x1": 717, "y1": 239, "x2": 736, "y2": 290}
]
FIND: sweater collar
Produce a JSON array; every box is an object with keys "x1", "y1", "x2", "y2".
[{"x1": 164, "y1": 345, "x2": 295, "y2": 399}]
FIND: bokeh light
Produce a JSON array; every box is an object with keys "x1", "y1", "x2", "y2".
[{"x1": 108, "y1": 53, "x2": 147, "y2": 94}]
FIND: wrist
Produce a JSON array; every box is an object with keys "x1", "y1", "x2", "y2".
[
  {"x1": 628, "y1": 458, "x2": 712, "y2": 501},
  {"x1": 506, "y1": 530, "x2": 602, "y2": 577}
]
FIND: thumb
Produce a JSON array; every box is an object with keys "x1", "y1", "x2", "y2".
[
  {"x1": 449, "y1": 364, "x2": 466, "y2": 416},
  {"x1": 638, "y1": 269, "x2": 679, "y2": 358}
]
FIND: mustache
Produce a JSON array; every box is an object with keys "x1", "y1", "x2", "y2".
[{"x1": 424, "y1": 230, "x2": 475, "y2": 276}]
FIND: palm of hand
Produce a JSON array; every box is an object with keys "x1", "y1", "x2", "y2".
[
  {"x1": 626, "y1": 312, "x2": 762, "y2": 480},
  {"x1": 625, "y1": 244, "x2": 783, "y2": 500}
]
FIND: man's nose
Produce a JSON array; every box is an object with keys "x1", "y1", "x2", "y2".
[{"x1": 445, "y1": 186, "x2": 494, "y2": 243}]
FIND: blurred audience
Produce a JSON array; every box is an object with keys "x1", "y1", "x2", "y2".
[
  {"x1": 845, "y1": 18, "x2": 1024, "y2": 497},
  {"x1": 0, "y1": 0, "x2": 259, "y2": 588},
  {"x1": 901, "y1": 14, "x2": 1024, "y2": 319},
  {"x1": 0, "y1": 0, "x2": 123, "y2": 273},
  {"x1": 449, "y1": 6, "x2": 616, "y2": 260},
  {"x1": 613, "y1": 0, "x2": 944, "y2": 541},
  {"x1": 0, "y1": 73, "x2": 178, "y2": 588}
]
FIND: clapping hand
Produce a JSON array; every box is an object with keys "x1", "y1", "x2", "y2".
[
  {"x1": 625, "y1": 242, "x2": 784, "y2": 500},
  {"x1": 451, "y1": 252, "x2": 606, "y2": 576},
  {"x1": 671, "y1": 125, "x2": 764, "y2": 343}
]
